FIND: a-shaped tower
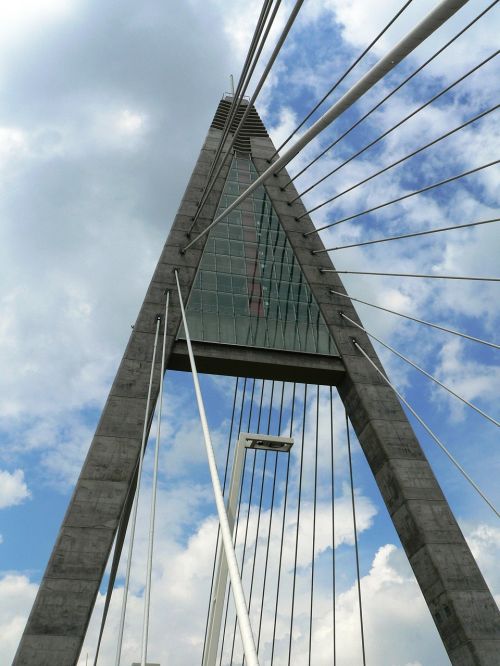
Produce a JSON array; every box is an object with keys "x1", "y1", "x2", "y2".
[{"x1": 14, "y1": 98, "x2": 500, "y2": 665}]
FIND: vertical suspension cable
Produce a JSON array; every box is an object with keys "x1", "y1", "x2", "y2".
[
  {"x1": 229, "y1": 380, "x2": 266, "y2": 664},
  {"x1": 112, "y1": 315, "x2": 162, "y2": 666},
  {"x1": 249, "y1": 383, "x2": 275, "y2": 607},
  {"x1": 219, "y1": 379, "x2": 257, "y2": 665},
  {"x1": 201, "y1": 377, "x2": 241, "y2": 665},
  {"x1": 308, "y1": 386, "x2": 320, "y2": 666},
  {"x1": 330, "y1": 387, "x2": 336, "y2": 666},
  {"x1": 256, "y1": 381, "x2": 286, "y2": 652},
  {"x1": 175, "y1": 271, "x2": 260, "y2": 666},
  {"x1": 219, "y1": 379, "x2": 255, "y2": 666},
  {"x1": 242, "y1": 381, "x2": 276, "y2": 666},
  {"x1": 270, "y1": 382, "x2": 296, "y2": 665},
  {"x1": 140, "y1": 292, "x2": 170, "y2": 666},
  {"x1": 288, "y1": 383, "x2": 308, "y2": 665},
  {"x1": 345, "y1": 412, "x2": 366, "y2": 666}
]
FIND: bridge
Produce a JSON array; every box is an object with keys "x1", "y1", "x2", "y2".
[{"x1": 7, "y1": 1, "x2": 499, "y2": 664}]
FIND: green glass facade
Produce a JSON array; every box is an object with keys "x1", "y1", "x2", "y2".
[{"x1": 181, "y1": 155, "x2": 337, "y2": 355}]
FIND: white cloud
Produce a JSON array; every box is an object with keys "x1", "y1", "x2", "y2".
[
  {"x1": 74, "y1": 477, "x2": 377, "y2": 665},
  {"x1": 0, "y1": 469, "x2": 31, "y2": 509},
  {"x1": 466, "y1": 523, "x2": 500, "y2": 601},
  {"x1": 116, "y1": 110, "x2": 146, "y2": 135},
  {"x1": 0, "y1": 1, "x2": 498, "y2": 664},
  {"x1": 0, "y1": 574, "x2": 38, "y2": 663},
  {"x1": 0, "y1": 127, "x2": 29, "y2": 167},
  {"x1": 432, "y1": 338, "x2": 500, "y2": 421},
  {"x1": 0, "y1": 0, "x2": 76, "y2": 41}
]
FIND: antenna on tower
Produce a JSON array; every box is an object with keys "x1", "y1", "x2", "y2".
[{"x1": 229, "y1": 74, "x2": 234, "y2": 96}]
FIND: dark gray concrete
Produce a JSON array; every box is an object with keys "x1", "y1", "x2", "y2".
[
  {"x1": 168, "y1": 339, "x2": 345, "y2": 384},
  {"x1": 14, "y1": 126, "x2": 234, "y2": 666},
  {"x1": 14, "y1": 101, "x2": 500, "y2": 666},
  {"x1": 249, "y1": 135, "x2": 500, "y2": 665}
]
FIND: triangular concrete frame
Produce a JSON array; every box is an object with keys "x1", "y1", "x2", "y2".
[{"x1": 14, "y1": 99, "x2": 500, "y2": 666}]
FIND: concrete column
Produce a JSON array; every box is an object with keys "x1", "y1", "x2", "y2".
[
  {"x1": 13, "y1": 130, "x2": 233, "y2": 666},
  {"x1": 250, "y1": 135, "x2": 500, "y2": 665},
  {"x1": 14, "y1": 101, "x2": 499, "y2": 666}
]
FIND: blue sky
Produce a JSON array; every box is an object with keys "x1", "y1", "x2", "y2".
[{"x1": 0, "y1": 1, "x2": 499, "y2": 664}]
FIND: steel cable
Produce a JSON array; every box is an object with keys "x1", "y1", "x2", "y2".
[
  {"x1": 238, "y1": 0, "x2": 280, "y2": 100},
  {"x1": 182, "y1": 0, "x2": 470, "y2": 254},
  {"x1": 140, "y1": 294, "x2": 170, "y2": 665},
  {"x1": 288, "y1": 384, "x2": 308, "y2": 665},
  {"x1": 201, "y1": 377, "x2": 242, "y2": 665},
  {"x1": 194, "y1": 0, "x2": 274, "y2": 229},
  {"x1": 330, "y1": 288, "x2": 500, "y2": 350},
  {"x1": 308, "y1": 386, "x2": 320, "y2": 665},
  {"x1": 293, "y1": 97, "x2": 498, "y2": 206},
  {"x1": 290, "y1": 52, "x2": 498, "y2": 199},
  {"x1": 354, "y1": 340, "x2": 500, "y2": 517},
  {"x1": 187, "y1": 0, "x2": 304, "y2": 237},
  {"x1": 314, "y1": 218, "x2": 500, "y2": 251},
  {"x1": 242, "y1": 381, "x2": 276, "y2": 666},
  {"x1": 175, "y1": 273, "x2": 261, "y2": 665},
  {"x1": 219, "y1": 379, "x2": 256, "y2": 665},
  {"x1": 256, "y1": 381, "x2": 286, "y2": 653},
  {"x1": 345, "y1": 412, "x2": 367, "y2": 666},
  {"x1": 271, "y1": 0, "x2": 415, "y2": 157},
  {"x1": 188, "y1": 0, "x2": 281, "y2": 233},
  {"x1": 330, "y1": 386, "x2": 336, "y2": 666},
  {"x1": 103, "y1": 314, "x2": 161, "y2": 666},
  {"x1": 229, "y1": 380, "x2": 266, "y2": 664},
  {"x1": 270, "y1": 383, "x2": 296, "y2": 665},
  {"x1": 340, "y1": 312, "x2": 499, "y2": 426},
  {"x1": 304, "y1": 162, "x2": 499, "y2": 231},
  {"x1": 284, "y1": 0, "x2": 499, "y2": 186},
  {"x1": 321, "y1": 269, "x2": 500, "y2": 282}
]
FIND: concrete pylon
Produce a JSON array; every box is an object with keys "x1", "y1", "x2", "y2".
[{"x1": 14, "y1": 98, "x2": 500, "y2": 666}]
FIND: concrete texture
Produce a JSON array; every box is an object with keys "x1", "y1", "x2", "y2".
[
  {"x1": 14, "y1": 100, "x2": 500, "y2": 666},
  {"x1": 14, "y1": 113, "x2": 233, "y2": 666},
  {"x1": 249, "y1": 135, "x2": 500, "y2": 665},
  {"x1": 168, "y1": 339, "x2": 345, "y2": 384}
]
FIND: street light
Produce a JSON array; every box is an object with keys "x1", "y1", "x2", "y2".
[{"x1": 203, "y1": 432, "x2": 294, "y2": 666}]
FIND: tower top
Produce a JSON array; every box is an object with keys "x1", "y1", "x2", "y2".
[{"x1": 211, "y1": 98, "x2": 268, "y2": 153}]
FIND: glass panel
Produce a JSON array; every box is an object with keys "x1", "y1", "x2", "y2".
[{"x1": 180, "y1": 155, "x2": 338, "y2": 355}]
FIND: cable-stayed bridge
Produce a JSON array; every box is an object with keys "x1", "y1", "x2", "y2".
[{"x1": 12, "y1": 1, "x2": 499, "y2": 664}]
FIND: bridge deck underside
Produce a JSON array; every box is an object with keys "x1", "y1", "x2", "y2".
[{"x1": 168, "y1": 340, "x2": 346, "y2": 385}]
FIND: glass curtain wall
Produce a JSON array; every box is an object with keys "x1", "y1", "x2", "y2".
[{"x1": 180, "y1": 154, "x2": 337, "y2": 356}]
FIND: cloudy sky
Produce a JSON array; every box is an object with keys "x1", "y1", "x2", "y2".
[{"x1": 0, "y1": 0, "x2": 499, "y2": 664}]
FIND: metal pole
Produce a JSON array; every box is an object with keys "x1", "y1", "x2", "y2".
[
  {"x1": 140, "y1": 292, "x2": 170, "y2": 666},
  {"x1": 182, "y1": 0, "x2": 469, "y2": 252},
  {"x1": 174, "y1": 270, "x2": 260, "y2": 666},
  {"x1": 114, "y1": 315, "x2": 162, "y2": 666}
]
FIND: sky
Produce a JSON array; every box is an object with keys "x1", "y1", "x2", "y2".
[{"x1": 0, "y1": 0, "x2": 499, "y2": 664}]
